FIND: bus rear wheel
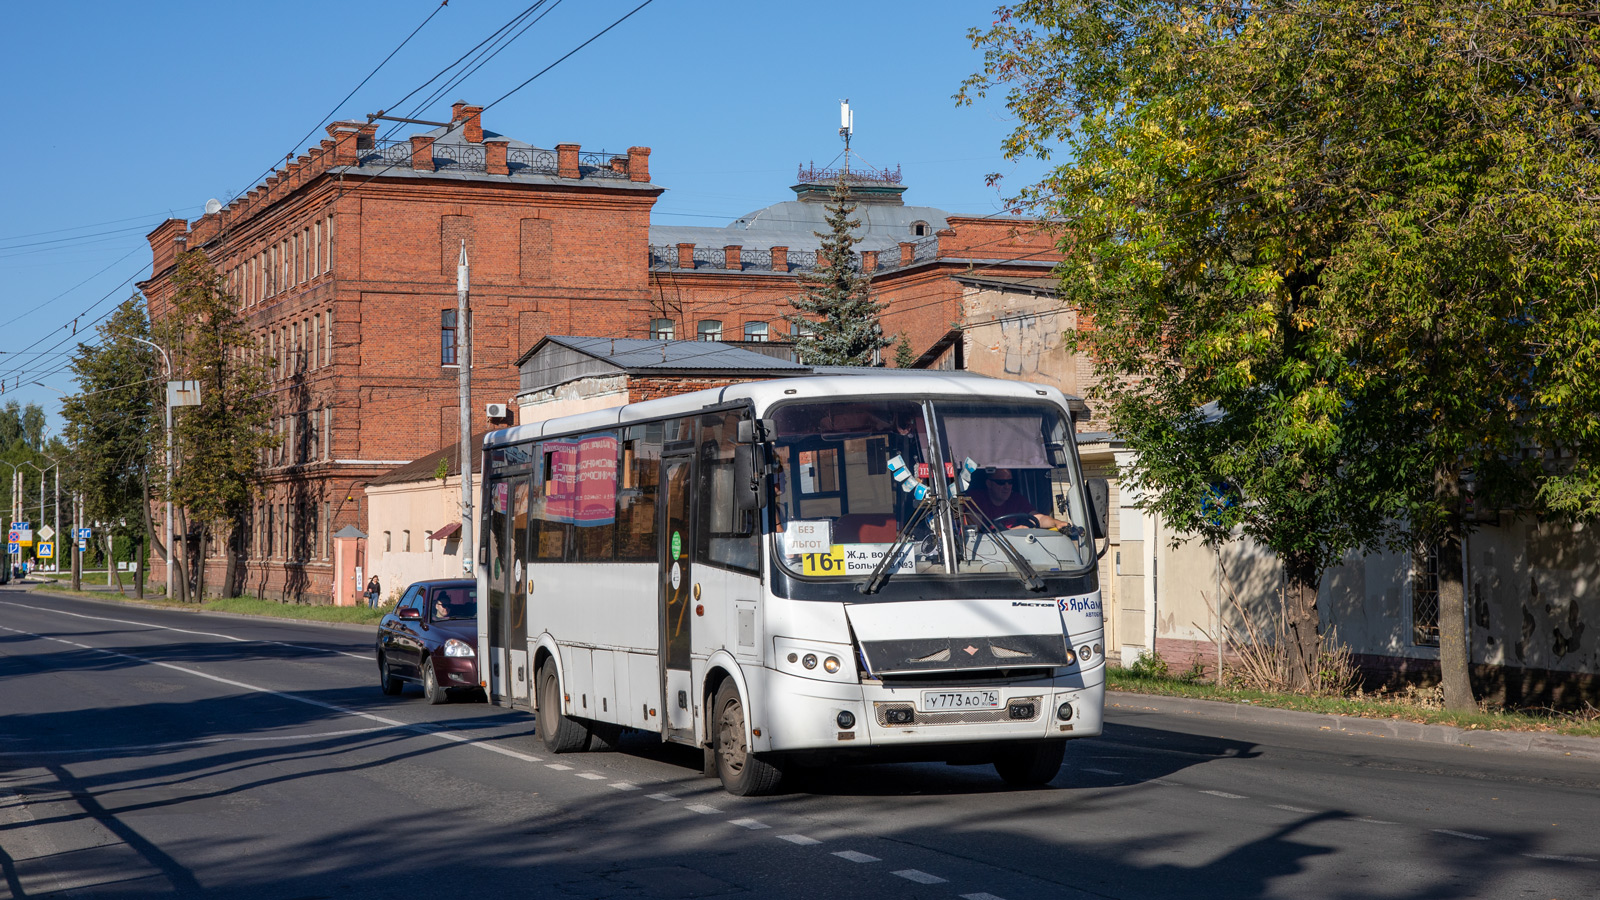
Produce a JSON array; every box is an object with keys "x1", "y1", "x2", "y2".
[
  {"x1": 536, "y1": 662, "x2": 591, "y2": 753},
  {"x1": 993, "y1": 740, "x2": 1066, "y2": 787},
  {"x1": 712, "y1": 683, "x2": 785, "y2": 796}
]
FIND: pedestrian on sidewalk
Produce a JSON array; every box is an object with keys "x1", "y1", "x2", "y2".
[{"x1": 365, "y1": 575, "x2": 381, "y2": 609}]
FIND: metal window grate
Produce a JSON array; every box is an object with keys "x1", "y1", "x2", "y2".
[{"x1": 1412, "y1": 545, "x2": 1441, "y2": 647}]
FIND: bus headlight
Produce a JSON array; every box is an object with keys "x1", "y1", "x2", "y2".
[
  {"x1": 1057, "y1": 701, "x2": 1074, "y2": 721},
  {"x1": 823, "y1": 656, "x2": 841, "y2": 674},
  {"x1": 802, "y1": 653, "x2": 818, "y2": 670},
  {"x1": 836, "y1": 710, "x2": 855, "y2": 729}
]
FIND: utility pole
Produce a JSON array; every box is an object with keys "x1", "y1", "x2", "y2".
[
  {"x1": 457, "y1": 241, "x2": 473, "y2": 575},
  {"x1": 129, "y1": 336, "x2": 175, "y2": 598}
]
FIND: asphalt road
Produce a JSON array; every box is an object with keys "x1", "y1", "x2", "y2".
[{"x1": 1, "y1": 584, "x2": 1596, "y2": 900}]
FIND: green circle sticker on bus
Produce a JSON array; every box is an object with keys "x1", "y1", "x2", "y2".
[{"x1": 671, "y1": 531, "x2": 682, "y2": 558}]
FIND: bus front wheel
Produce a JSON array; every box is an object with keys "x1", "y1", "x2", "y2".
[
  {"x1": 712, "y1": 683, "x2": 785, "y2": 796},
  {"x1": 993, "y1": 740, "x2": 1066, "y2": 787},
  {"x1": 536, "y1": 662, "x2": 591, "y2": 753}
]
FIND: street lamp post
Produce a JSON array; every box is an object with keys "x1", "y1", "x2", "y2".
[
  {"x1": 129, "y1": 337, "x2": 175, "y2": 599},
  {"x1": 21, "y1": 457, "x2": 56, "y2": 573},
  {"x1": 1, "y1": 461, "x2": 18, "y2": 577}
]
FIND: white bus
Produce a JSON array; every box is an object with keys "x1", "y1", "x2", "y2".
[{"x1": 476, "y1": 372, "x2": 1108, "y2": 794}]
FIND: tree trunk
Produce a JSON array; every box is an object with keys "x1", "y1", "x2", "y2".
[
  {"x1": 1282, "y1": 551, "x2": 1324, "y2": 692},
  {"x1": 134, "y1": 536, "x2": 145, "y2": 599},
  {"x1": 194, "y1": 524, "x2": 210, "y2": 602},
  {"x1": 107, "y1": 530, "x2": 122, "y2": 594},
  {"x1": 140, "y1": 470, "x2": 163, "y2": 599},
  {"x1": 1436, "y1": 529, "x2": 1475, "y2": 710},
  {"x1": 222, "y1": 519, "x2": 241, "y2": 599},
  {"x1": 173, "y1": 506, "x2": 190, "y2": 604}
]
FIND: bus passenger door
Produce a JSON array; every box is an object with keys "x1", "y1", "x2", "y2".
[{"x1": 658, "y1": 455, "x2": 695, "y2": 742}]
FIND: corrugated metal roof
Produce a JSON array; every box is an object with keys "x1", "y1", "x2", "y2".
[{"x1": 519, "y1": 336, "x2": 811, "y2": 373}]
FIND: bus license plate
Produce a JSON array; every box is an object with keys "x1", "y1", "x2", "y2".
[{"x1": 921, "y1": 690, "x2": 1000, "y2": 711}]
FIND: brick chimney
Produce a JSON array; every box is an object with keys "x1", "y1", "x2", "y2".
[
  {"x1": 485, "y1": 137, "x2": 509, "y2": 175},
  {"x1": 557, "y1": 144, "x2": 581, "y2": 179},
  {"x1": 724, "y1": 245, "x2": 742, "y2": 271},
  {"x1": 899, "y1": 241, "x2": 915, "y2": 267},
  {"x1": 677, "y1": 242, "x2": 695, "y2": 269},
  {"x1": 628, "y1": 146, "x2": 651, "y2": 182},
  {"x1": 453, "y1": 101, "x2": 484, "y2": 142},
  {"x1": 410, "y1": 134, "x2": 436, "y2": 172},
  {"x1": 329, "y1": 122, "x2": 363, "y2": 165},
  {"x1": 771, "y1": 246, "x2": 789, "y2": 272}
]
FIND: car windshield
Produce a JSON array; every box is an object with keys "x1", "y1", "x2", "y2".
[
  {"x1": 430, "y1": 587, "x2": 478, "y2": 621},
  {"x1": 771, "y1": 397, "x2": 1094, "y2": 582}
]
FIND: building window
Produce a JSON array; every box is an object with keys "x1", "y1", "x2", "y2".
[
  {"x1": 384, "y1": 531, "x2": 392, "y2": 552},
  {"x1": 743, "y1": 321, "x2": 768, "y2": 342},
  {"x1": 650, "y1": 318, "x2": 675, "y2": 341},
  {"x1": 441, "y1": 310, "x2": 458, "y2": 365},
  {"x1": 403, "y1": 529, "x2": 411, "y2": 552},
  {"x1": 911, "y1": 220, "x2": 930, "y2": 237},
  {"x1": 697, "y1": 319, "x2": 723, "y2": 341},
  {"x1": 313, "y1": 221, "x2": 320, "y2": 274},
  {"x1": 1411, "y1": 545, "x2": 1441, "y2": 647}
]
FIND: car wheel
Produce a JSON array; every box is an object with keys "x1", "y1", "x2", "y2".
[
  {"x1": 423, "y1": 658, "x2": 448, "y2": 705},
  {"x1": 536, "y1": 662, "x2": 591, "y2": 753},
  {"x1": 713, "y1": 683, "x2": 785, "y2": 796},
  {"x1": 993, "y1": 740, "x2": 1066, "y2": 787},
  {"x1": 378, "y1": 654, "x2": 403, "y2": 696}
]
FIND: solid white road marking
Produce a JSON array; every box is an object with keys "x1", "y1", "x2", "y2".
[
  {"x1": 893, "y1": 869, "x2": 947, "y2": 884},
  {"x1": 832, "y1": 851, "x2": 879, "y2": 863},
  {"x1": 729, "y1": 818, "x2": 770, "y2": 830},
  {"x1": 685, "y1": 804, "x2": 721, "y2": 815},
  {"x1": 1, "y1": 601, "x2": 370, "y2": 659},
  {"x1": 0, "y1": 625, "x2": 544, "y2": 765},
  {"x1": 1433, "y1": 829, "x2": 1490, "y2": 841},
  {"x1": 1201, "y1": 790, "x2": 1247, "y2": 799},
  {"x1": 0, "y1": 727, "x2": 392, "y2": 757},
  {"x1": 778, "y1": 834, "x2": 821, "y2": 846}
]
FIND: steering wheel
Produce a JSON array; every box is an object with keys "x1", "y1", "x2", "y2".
[{"x1": 991, "y1": 513, "x2": 1040, "y2": 530}]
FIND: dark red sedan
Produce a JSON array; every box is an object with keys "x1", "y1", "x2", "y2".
[{"x1": 376, "y1": 578, "x2": 482, "y2": 704}]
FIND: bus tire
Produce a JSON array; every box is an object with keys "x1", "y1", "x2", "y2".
[
  {"x1": 993, "y1": 740, "x2": 1066, "y2": 787},
  {"x1": 712, "y1": 683, "x2": 785, "y2": 796},
  {"x1": 537, "y1": 662, "x2": 591, "y2": 753},
  {"x1": 586, "y1": 721, "x2": 623, "y2": 752},
  {"x1": 378, "y1": 654, "x2": 403, "y2": 696}
]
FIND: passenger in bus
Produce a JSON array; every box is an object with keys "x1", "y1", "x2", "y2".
[{"x1": 968, "y1": 468, "x2": 1071, "y2": 530}]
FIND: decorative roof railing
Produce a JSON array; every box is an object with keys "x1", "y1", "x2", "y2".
[
  {"x1": 795, "y1": 162, "x2": 903, "y2": 186},
  {"x1": 648, "y1": 240, "x2": 936, "y2": 274},
  {"x1": 354, "y1": 139, "x2": 628, "y2": 180}
]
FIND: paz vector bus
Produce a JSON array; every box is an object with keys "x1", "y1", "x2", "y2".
[{"x1": 473, "y1": 371, "x2": 1109, "y2": 795}]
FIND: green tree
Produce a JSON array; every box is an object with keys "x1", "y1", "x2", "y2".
[
  {"x1": 894, "y1": 332, "x2": 917, "y2": 369},
  {"x1": 788, "y1": 179, "x2": 892, "y2": 366},
  {"x1": 963, "y1": 1, "x2": 1600, "y2": 701},
  {"x1": 61, "y1": 297, "x2": 158, "y2": 596},
  {"x1": 155, "y1": 251, "x2": 277, "y2": 601}
]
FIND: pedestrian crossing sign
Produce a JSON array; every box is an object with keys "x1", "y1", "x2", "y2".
[{"x1": 36, "y1": 542, "x2": 53, "y2": 559}]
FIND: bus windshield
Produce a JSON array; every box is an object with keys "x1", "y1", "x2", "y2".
[{"x1": 771, "y1": 397, "x2": 1094, "y2": 582}]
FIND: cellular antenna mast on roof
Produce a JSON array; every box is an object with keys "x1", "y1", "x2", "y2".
[{"x1": 839, "y1": 99, "x2": 854, "y2": 174}]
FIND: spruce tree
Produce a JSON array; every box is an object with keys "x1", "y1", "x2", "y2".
[{"x1": 788, "y1": 179, "x2": 891, "y2": 366}]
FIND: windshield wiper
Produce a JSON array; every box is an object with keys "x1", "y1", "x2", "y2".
[
  {"x1": 957, "y1": 497, "x2": 1047, "y2": 592},
  {"x1": 856, "y1": 495, "x2": 939, "y2": 595}
]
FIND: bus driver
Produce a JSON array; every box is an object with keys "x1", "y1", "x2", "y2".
[{"x1": 968, "y1": 468, "x2": 1070, "y2": 531}]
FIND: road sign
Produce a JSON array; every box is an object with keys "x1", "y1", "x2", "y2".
[
  {"x1": 37, "y1": 542, "x2": 53, "y2": 559},
  {"x1": 7, "y1": 542, "x2": 17, "y2": 555},
  {"x1": 77, "y1": 528, "x2": 91, "y2": 540},
  {"x1": 38, "y1": 525, "x2": 54, "y2": 542}
]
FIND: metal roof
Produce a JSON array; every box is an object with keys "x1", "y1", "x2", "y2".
[
  {"x1": 516, "y1": 335, "x2": 811, "y2": 372},
  {"x1": 650, "y1": 199, "x2": 957, "y2": 254}
]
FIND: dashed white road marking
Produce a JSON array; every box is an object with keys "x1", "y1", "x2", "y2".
[
  {"x1": 1, "y1": 601, "x2": 370, "y2": 659},
  {"x1": 1523, "y1": 853, "x2": 1597, "y2": 863},
  {"x1": 685, "y1": 803, "x2": 721, "y2": 815},
  {"x1": 833, "y1": 850, "x2": 879, "y2": 863},
  {"x1": 1084, "y1": 768, "x2": 1121, "y2": 775},
  {"x1": 778, "y1": 834, "x2": 821, "y2": 846},
  {"x1": 729, "y1": 818, "x2": 770, "y2": 830},
  {"x1": 1433, "y1": 829, "x2": 1490, "y2": 841},
  {"x1": 893, "y1": 869, "x2": 947, "y2": 884},
  {"x1": 575, "y1": 772, "x2": 606, "y2": 781},
  {"x1": 1271, "y1": 804, "x2": 1317, "y2": 814},
  {"x1": 0, "y1": 726, "x2": 392, "y2": 757},
  {"x1": 0, "y1": 624, "x2": 544, "y2": 764},
  {"x1": 546, "y1": 764, "x2": 573, "y2": 771},
  {"x1": 647, "y1": 793, "x2": 678, "y2": 802},
  {"x1": 609, "y1": 782, "x2": 640, "y2": 791},
  {"x1": 1356, "y1": 817, "x2": 1399, "y2": 825},
  {"x1": 1201, "y1": 790, "x2": 1247, "y2": 799},
  {"x1": 961, "y1": 893, "x2": 1009, "y2": 900}
]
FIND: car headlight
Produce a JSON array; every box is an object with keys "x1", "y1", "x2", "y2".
[{"x1": 443, "y1": 639, "x2": 475, "y2": 658}]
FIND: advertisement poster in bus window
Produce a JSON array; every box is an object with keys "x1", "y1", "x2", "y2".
[{"x1": 545, "y1": 433, "x2": 618, "y2": 526}]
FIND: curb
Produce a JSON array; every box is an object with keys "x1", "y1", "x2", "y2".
[
  {"x1": 20, "y1": 584, "x2": 377, "y2": 634},
  {"x1": 1107, "y1": 690, "x2": 1600, "y2": 762}
]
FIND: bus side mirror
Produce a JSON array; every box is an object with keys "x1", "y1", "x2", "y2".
[
  {"x1": 1086, "y1": 478, "x2": 1110, "y2": 540},
  {"x1": 737, "y1": 417, "x2": 776, "y2": 444},
  {"x1": 734, "y1": 445, "x2": 767, "y2": 513},
  {"x1": 1047, "y1": 442, "x2": 1071, "y2": 467}
]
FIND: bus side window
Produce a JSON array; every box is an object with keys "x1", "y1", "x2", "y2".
[
  {"x1": 617, "y1": 429, "x2": 662, "y2": 562},
  {"x1": 531, "y1": 441, "x2": 570, "y2": 562},
  {"x1": 696, "y1": 410, "x2": 760, "y2": 574}
]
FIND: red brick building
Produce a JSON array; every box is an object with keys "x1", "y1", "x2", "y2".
[{"x1": 141, "y1": 103, "x2": 1060, "y2": 600}]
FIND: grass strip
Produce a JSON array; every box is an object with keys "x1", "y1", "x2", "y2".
[{"x1": 1108, "y1": 669, "x2": 1600, "y2": 738}]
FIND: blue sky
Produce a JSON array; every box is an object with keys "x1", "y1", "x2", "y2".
[{"x1": 0, "y1": 0, "x2": 1054, "y2": 430}]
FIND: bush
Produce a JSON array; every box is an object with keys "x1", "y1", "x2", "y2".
[{"x1": 1126, "y1": 650, "x2": 1170, "y2": 679}]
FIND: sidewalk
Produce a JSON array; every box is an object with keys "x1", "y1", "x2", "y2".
[{"x1": 1108, "y1": 690, "x2": 1600, "y2": 762}]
